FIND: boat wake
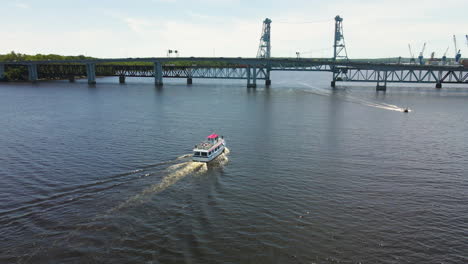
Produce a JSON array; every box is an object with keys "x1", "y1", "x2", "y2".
[
  {"x1": 176, "y1": 153, "x2": 193, "y2": 160},
  {"x1": 212, "y1": 147, "x2": 230, "y2": 167},
  {"x1": 298, "y1": 82, "x2": 410, "y2": 112},
  {"x1": 108, "y1": 148, "x2": 230, "y2": 213},
  {"x1": 18, "y1": 150, "x2": 229, "y2": 263},
  {"x1": 108, "y1": 161, "x2": 207, "y2": 213},
  {"x1": 107, "y1": 148, "x2": 230, "y2": 214}
]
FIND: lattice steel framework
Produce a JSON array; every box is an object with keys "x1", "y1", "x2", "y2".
[
  {"x1": 36, "y1": 64, "x2": 86, "y2": 79},
  {"x1": 257, "y1": 18, "x2": 272, "y2": 59},
  {"x1": 331, "y1": 15, "x2": 349, "y2": 87},
  {"x1": 333, "y1": 15, "x2": 348, "y2": 62},
  {"x1": 35, "y1": 64, "x2": 268, "y2": 80},
  {"x1": 333, "y1": 67, "x2": 468, "y2": 84},
  {"x1": 4, "y1": 58, "x2": 468, "y2": 89}
]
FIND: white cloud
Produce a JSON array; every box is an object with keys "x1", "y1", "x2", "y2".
[
  {"x1": 151, "y1": 0, "x2": 176, "y2": 3},
  {"x1": 13, "y1": 2, "x2": 30, "y2": 9},
  {"x1": 1, "y1": 0, "x2": 467, "y2": 59}
]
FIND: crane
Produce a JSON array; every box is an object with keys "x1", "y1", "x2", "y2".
[
  {"x1": 418, "y1": 42, "x2": 426, "y2": 65},
  {"x1": 408, "y1": 44, "x2": 416, "y2": 64},
  {"x1": 442, "y1": 46, "x2": 449, "y2": 64},
  {"x1": 454, "y1": 35, "x2": 461, "y2": 63}
]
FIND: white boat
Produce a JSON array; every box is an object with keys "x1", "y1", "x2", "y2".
[{"x1": 192, "y1": 134, "x2": 226, "y2": 162}]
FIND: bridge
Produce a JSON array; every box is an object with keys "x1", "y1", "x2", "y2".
[{"x1": 1, "y1": 16, "x2": 467, "y2": 91}]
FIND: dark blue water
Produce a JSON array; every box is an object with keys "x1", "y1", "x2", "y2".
[{"x1": 1, "y1": 72, "x2": 467, "y2": 263}]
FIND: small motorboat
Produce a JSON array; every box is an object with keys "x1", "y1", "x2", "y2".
[
  {"x1": 192, "y1": 134, "x2": 226, "y2": 162},
  {"x1": 403, "y1": 108, "x2": 409, "y2": 113}
]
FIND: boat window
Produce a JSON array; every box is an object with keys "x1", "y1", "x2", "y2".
[
  {"x1": 201, "y1": 152, "x2": 207, "y2": 157},
  {"x1": 194, "y1": 152, "x2": 200, "y2": 156}
]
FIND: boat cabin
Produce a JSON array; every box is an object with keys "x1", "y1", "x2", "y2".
[
  {"x1": 192, "y1": 134, "x2": 224, "y2": 161},
  {"x1": 207, "y1": 133, "x2": 219, "y2": 142}
]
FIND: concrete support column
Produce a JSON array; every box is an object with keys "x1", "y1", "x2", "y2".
[
  {"x1": 376, "y1": 71, "x2": 387, "y2": 91},
  {"x1": 0, "y1": 64, "x2": 5, "y2": 80},
  {"x1": 154, "y1": 61, "x2": 163, "y2": 86},
  {"x1": 376, "y1": 84, "x2": 387, "y2": 91},
  {"x1": 436, "y1": 82, "x2": 442, "y2": 89},
  {"x1": 27, "y1": 64, "x2": 38, "y2": 82},
  {"x1": 331, "y1": 71, "x2": 337, "y2": 88},
  {"x1": 265, "y1": 68, "x2": 271, "y2": 86},
  {"x1": 119, "y1": 75, "x2": 126, "y2": 84},
  {"x1": 246, "y1": 66, "x2": 256, "y2": 88},
  {"x1": 252, "y1": 67, "x2": 257, "y2": 88},
  {"x1": 86, "y1": 63, "x2": 96, "y2": 84},
  {"x1": 187, "y1": 68, "x2": 193, "y2": 85}
]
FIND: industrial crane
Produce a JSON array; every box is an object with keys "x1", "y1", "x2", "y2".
[
  {"x1": 418, "y1": 42, "x2": 426, "y2": 65},
  {"x1": 442, "y1": 46, "x2": 449, "y2": 64},
  {"x1": 454, "y1": 35, "x2": 461, "y2": 63},
  {"x1": 408, "y1": 44, "x2": 416, "y2": 64}
]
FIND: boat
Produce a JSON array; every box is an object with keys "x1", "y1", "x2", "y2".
[
  {"x1": 192, "y1": 134, "x2": 226, "y2": 162},
  {"x1": 403, "y1": 108, "x2": 409, "y2": 113}
]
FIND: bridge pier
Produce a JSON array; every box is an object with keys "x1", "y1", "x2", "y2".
[
  {"x1": 27, "y1": 64, "x2": 38, "y2": 82},
  {"x1": 376, "y1": 71, "x2": 387, "y2": 91},
  {"x1": 436, "y1": 82, "x2": 442, "y2": 89},
  {"x1": 187, "y1": 68, "x2": 193, "y2": 85},
  {"x1": 252, "y1": 67, "x2": 257, "y2": 88},
  {"x1": 154, "y1": 61, "x2": 163, "y2": 86},
  {"x1": 0, "y1": 64, "x2": 5, "y2": 80},
  {"x1": 331, "y1": 70, "x2": 338, "y2": 88},
  {"x1": 376, "y1": 84, "x2": 387, "y2": 91},
  {"x1": 119, "y1": 75, "x2": 126, "y2": 84},
  {"x1": 0, "y1": 64, "x2": 6, "y2": 82},
  {"x1": 265, "y1": 68, "x2": 271, "y2": 86},
  {"x1": 246, "y1": 67, "x2": 256, "y2": 88},
  {"x1": 86, "y1": 63, "x2": 96, "y2": 84}
]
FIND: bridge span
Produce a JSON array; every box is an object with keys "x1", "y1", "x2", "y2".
[
  {"x1": 1, "y1": 58, "x2": 467, "y2": 90},
  {"x1": 1, "y1": 16, "x2": 467, "y2": 90}
]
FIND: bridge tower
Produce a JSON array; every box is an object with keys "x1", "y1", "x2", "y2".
[
  {"x1": 257, "y1": 18, "x2": 272, "y2": 59},
  {"x1": 256, "y1": 18, "x2": 272, "y2": 86},
  {"x1": 331, "y1": 15, "x2": 348, "y2": 88}
]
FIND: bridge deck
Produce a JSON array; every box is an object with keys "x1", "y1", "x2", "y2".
[{"x1": 1, "y1": 57, "x2": 467, "y2": 88}]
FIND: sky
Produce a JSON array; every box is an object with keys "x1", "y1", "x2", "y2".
[{"x1": 1, "y1": 0, "x2": 467, "y2": 59}]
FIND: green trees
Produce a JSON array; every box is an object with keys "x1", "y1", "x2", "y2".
[
  {"x1": 0, "y1": 51, "x2": 236, "y2": 81},
  {"x1": 0, "y1": 51, "x2": 93, "y2": 62},
  {"x1": 0, "y1": 52, "x2": 95, "y2": 81}
]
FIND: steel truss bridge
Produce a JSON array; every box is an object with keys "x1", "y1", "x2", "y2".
[{"x1": 0, "y1": 16, "x2": 467, "y2": 90}]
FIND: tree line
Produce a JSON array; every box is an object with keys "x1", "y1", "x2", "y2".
[{"x1": 0, "y1": 51, "x2": 238, "y2": 81}]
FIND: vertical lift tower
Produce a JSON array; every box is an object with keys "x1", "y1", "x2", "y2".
[
  {"x1": 257, "y1": 18, "x2": 272, "y2": 86},
  {"x1": 331, "y1": 15, "x2": 349, "y2": 87}
]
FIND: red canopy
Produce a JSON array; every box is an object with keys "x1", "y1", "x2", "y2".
[{"x1": 207, "y1": 134, "x2": 219, "y2": 139}]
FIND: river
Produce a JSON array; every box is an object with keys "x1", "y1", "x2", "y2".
[{"x1": 1, "y1": 72, "x2": 467, "y2": 263}]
